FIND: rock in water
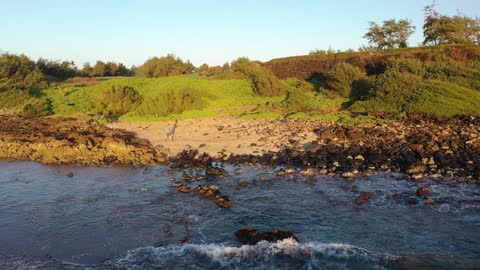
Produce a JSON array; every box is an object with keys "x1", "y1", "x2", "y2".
[
  {"x1": 235, "y1": 228, "x2": 298, "y2": 245},
  {"x1": 235, "y1": 228, "x2": 260, "y2": 245},
  {"x1": 416, "y1": 186, "x2": 430, "y2": 196},
  {"x1": 355, "y1": 192, "x2": 375, "y2": 205},
  {"x1": 205, "y1": 164, "x2": 225, "y2": 176}
]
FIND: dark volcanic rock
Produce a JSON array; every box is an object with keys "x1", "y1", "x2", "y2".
[
  {"x1": 205, "y1": 164, "x2": 225, "y2": 176},
  {"x1": 355, "y1": 192, "x2": 375, "y2": 205},
  {"x1": 235, "y1": 228, "x2": 298, "y2": 245},
  {"x1": 416, "y1": 186, "x2": 430, "y2": 197}
]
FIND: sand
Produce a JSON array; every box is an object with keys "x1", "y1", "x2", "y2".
[{"x1": 108, "y1": 116, "x2": 319, "y2": 156}]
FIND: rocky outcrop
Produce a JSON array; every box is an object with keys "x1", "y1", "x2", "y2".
[
  {"x1": 235, "y1": 228, "x2": 298, "y2": 245},
  {"x1": 0, "y1": 115, "x2": 166, "y2": 166}
]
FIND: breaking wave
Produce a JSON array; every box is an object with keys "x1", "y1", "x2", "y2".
[{"x1": 110, "y1": 238, "x2": 399, "y2": 270}]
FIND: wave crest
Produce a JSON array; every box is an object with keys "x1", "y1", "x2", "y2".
[{"x1": 112, "y1": 239, "x2": 399, "y2": 270}]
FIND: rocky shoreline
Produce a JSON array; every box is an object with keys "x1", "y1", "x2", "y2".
[
  {"x1": 0, "y1": 115, "x2": 166, "y2": 166},
  {"x1": 169, "y1": 116, "x2": 480, "y2": 181},
  {"x1": 1, "y1": 114, "x2": 479, "y2": 181}
]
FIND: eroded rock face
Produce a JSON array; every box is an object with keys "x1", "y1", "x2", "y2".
[
  {"x1": 0, "y1": 115, "x2": 166, "y2": 166},
  {"x1": 235, "y1": 228, "x2": 298, "y2": 245}
]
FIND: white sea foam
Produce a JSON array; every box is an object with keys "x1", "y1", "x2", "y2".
[{"x1": 113, "y1": 239, "x2": 399, "y2": 270}]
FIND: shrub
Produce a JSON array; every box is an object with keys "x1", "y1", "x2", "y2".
[
  {"x1": 326, "y1": 62, "x2": 368, "y2": 98},
  {"x1": 18, "y1": 98, "x2": 52, "y2": 117},
  {"x1": 386, "y1": 57, "x2": 426, "y2": 77},
  {"x1": 351, "y1": 69, "x2": 422, "y2": 113},
  {"x1": 96, "y1": 85, "x2": 143, "y2": 116},
  {"x1": 231, "y1": 58, "x2": 285, "y2": 97},
  {"x1": 0, "y1": 89, "x2": 33, "y2": 109},
  {"x1": 282, "y1": 78, "x2": 315, "y2": 92},
  {"x1": 281, "y1": 78, "x2": 315, "y2": 111},
  {"x1": 134, "y1": 88, "x2": 207, "y2": 117},
  {"x1": 137, "y1": 55, "x2": 195, "y2": 78},
  {"x1": 283, "y1": 89, "x2": 314, "y2": 112}
]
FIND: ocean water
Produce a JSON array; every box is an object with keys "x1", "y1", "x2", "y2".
[{"x1": 0, "y1": 161, "x2": 479, "y2": 270}]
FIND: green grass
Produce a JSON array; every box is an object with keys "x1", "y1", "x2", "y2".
[
  {"x1": 0, "y1": 75, "x2": 357, "y2": 121},
  {"x1": 405, "y1": 80, "x2": 480, "y2": 116},
  {"x1": 34, "y1": 75, "x2": 287, "y2": 121}
]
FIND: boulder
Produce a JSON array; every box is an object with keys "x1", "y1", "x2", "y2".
[
  {"x1": 416, "y1": 186, "x2": 430, "y2": 197},
  {"x1": 235, "y1": 228, "x2": 298, "y2": 245},
  {"x1": 355, "y1": 192, "x2": 375, "y2": 205}
]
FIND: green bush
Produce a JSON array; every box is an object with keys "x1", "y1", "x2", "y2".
[
  {"x1": 386, "y1": 57, "x2": 426, "y2": 77},
  {"x1": 281, "y1": 78, "x2": 315, "y2": 111},
  {"x1": 282, "y1": 78, "x2": 315, "y2": 92},
  {"x1": 134, "y1": 88, "x2": 207, "y2": 117},
  {"x1": 96, "y1": 85, "x2": 143, "y2": 116},
  {"x1": 0, "y1": 90, "x2": 32, "y2": 109},
  {"x1": 283, "y1": 89, "x2": 314, "y2": 112},
  {"x1": 137, "y1": 55, "x2": 195, "y2": 78},
  {"x1": 231, "y1": 58, "x2": 285, "y2": 97},
  {"x1": 326, "y1": 62, "x2": 368, "y2": 98},
  {"x1": 350, "y1": 69, "x2": 422, "y2": 113},
  {"x1": 404, "y1": 80, "x2": 480, "y2": 116},
  {"x1": 18, "y1": 99, "x2": 52, "y2": 117}
]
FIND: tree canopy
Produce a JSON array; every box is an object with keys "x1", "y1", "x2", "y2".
[
  {"x1": 364, "y1": 19, "x2": 415, "y2": 49},
  {"x1": 423, "y1": 2, "x2": 480, "y2": 45}
]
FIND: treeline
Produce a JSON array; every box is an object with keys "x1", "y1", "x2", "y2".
[{"x1": 0, "y1": 53, "x2": 135, "y2": 91}]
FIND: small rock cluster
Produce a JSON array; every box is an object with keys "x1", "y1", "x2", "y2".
[{"x1": 235, "y1": 228, "x2": 298, "y2": 245}]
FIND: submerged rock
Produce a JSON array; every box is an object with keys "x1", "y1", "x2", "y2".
[
  {"x1": 194, "y1": 185, "x2": 231, "y2": 208},
  {"x1": 416, "y1": 187, "x2": 430, "y2": 197},
  {"x1": 355, "y1": 192, "x2": 375, "y2": 205}
]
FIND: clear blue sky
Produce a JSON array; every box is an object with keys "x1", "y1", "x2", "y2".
[{"x1": 1, "y1": 0, "x2": 478, "y2": 67}]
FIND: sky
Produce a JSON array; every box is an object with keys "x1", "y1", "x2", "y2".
[{"x1": 1, "y1": 0, "x2": 479, "y2": 67}]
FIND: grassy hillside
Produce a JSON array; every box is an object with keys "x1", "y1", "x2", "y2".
[
  {"x1": 351, "y1": 80, "x2": 480, "y2": 117},
  {"x1": 2, "y1": 45, "x2": 480, "y2": 122},
  {"x1": 264, "y1": 45, "x2": 480, "y2": 80},
  {"x1": 39, "y1": 76, "x2": 280, "y2": 120}
]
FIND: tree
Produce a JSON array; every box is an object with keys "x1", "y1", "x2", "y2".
[
  {"x1": 117, "y1": 63, "x2": 132, "y2": 76},
  {"x1": 197, "y1": 63, "x2": 210, "y2": 75},
  {"x1": 91, "y1": 61, "x2": 106, "y2": 77},
  {"x1": 106, "y1": 62, "x2": 119, "y2": 76},
  {"x1": 81, "y1": 62, "x2": 93, "y2": 77},
  {"x1": 36, "y1": 58, "x2": 77, "y2": 80},
  {"x1": 364, "y1": 19, "x2": 416, "y2": 49},
  {"x1": 423, "y1": 2, "x2": 480, "y2": 45},
  {"x1": 0, "y1": 53, "x2": 47, "y2": 91}
]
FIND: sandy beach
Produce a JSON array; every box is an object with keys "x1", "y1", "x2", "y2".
[{"x1": 108, "y1": 116, "x2": 319, "y2": 156}]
